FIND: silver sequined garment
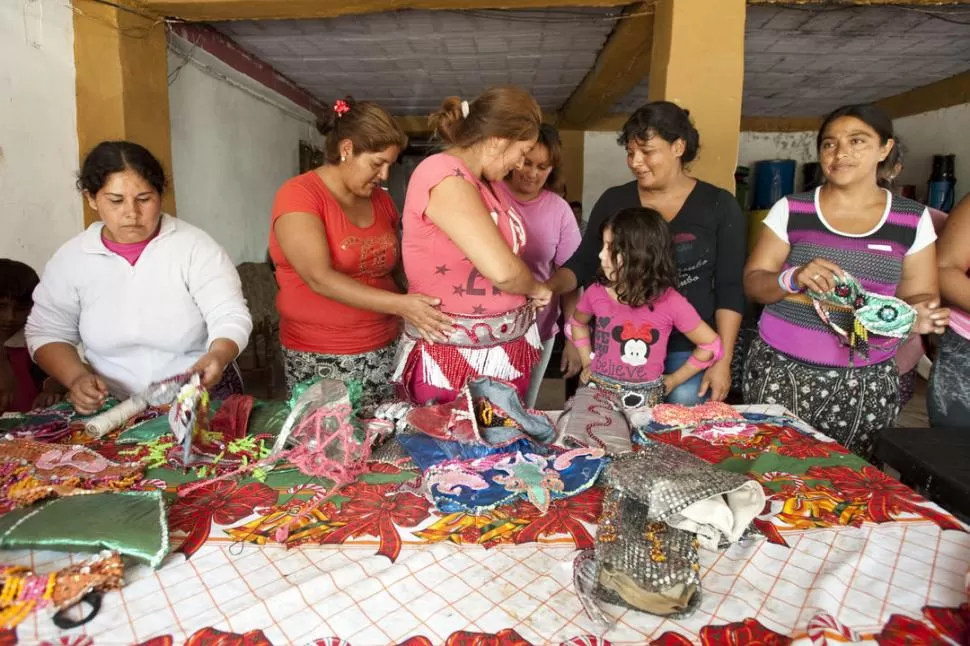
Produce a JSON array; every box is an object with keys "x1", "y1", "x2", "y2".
[
  {"x1": 608, "y1": 442, "x2": 756, "y2": 523},
  {"x1": 594, "y1": 490, "x2": 702, "y2": 619}
]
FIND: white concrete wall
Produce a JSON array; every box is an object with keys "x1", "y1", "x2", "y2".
[
  {"x1": 894, "y1": 103, "x2": 970, "y2": 204},
  {"x1": 0, "y1": 0, "x2": 82, "y2": 272},
  {"x1": 168, "y1": 35, "x2": 322, "y2": 264},
  {"x1": 581, "y1": 131, "x2": 629, "y2": 223}
]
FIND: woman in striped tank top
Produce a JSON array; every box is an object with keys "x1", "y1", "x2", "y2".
[
  {"x1": 931, "y1": 193, "x2": 970, "y2": 426},
  {"x1": 742, "y1": 104, "x2": 950, "y2": 458}
]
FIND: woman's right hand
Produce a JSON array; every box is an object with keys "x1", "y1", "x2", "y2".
[
  {"x1": 794, "y1": 258, "x2": 845, "y2": 293},
  {"x1": 66, "y1": 373, "x2": 109, "y2": 415},
  {"x1": 397, "y1": 294, "x2": 454, "y2": 343},
  {"x1": 529, "y1": 283, "x2": 553, "y2": 309},
  {"x1": 560, "y1": 341, "x2": 583, "y2": 379}
]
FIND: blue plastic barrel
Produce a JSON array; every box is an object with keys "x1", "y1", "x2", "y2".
[{"x1": 753, "y1": 160, "x2": 796, "y2": 209}]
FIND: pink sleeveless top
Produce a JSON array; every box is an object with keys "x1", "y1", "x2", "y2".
[{"x1": 401, "y1": 153, "x2": 527, "y2": 316}]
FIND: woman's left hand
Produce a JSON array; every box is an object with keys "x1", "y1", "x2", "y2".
[
  {"x1": 191, "y1": 351, "x2": 230, "y2": 388},
  {"x1": 913, "y1": 299, "x2": 950, "y2": 335},
  {"x1": 699, "y1": 357, "x2": 732, "y2": 402}
]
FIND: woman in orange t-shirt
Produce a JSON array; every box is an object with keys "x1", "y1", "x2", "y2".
[{"x1": 270, "y1": 97, "x2": 452, "y2": 411}]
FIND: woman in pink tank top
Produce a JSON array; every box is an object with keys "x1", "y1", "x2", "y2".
[
  {"x1": 931, "y1": 193, "x2": 970, "y2": 426},
  {"x1": 394, "y1": 87, "x2": 553, "y2": 404}
]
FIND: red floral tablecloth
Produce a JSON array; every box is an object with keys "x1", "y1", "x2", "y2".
[{"x1": 2, "y1": 404, "x2": 967, "y2": 645}]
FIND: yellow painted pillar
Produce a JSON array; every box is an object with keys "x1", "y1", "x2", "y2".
[
  {"x1": 73, "y1": 0, "x2": 175, "y2": 226},
  {"x1": 558, "y1": 130, "x2": 585, "y2": 204},
  {"x1": 648, "y1": 0, "x2": 745, "y2": 192}
]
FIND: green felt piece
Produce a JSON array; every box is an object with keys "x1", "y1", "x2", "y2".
[
  {"x1": 0, "y1": 490, "x2": 169, "y2": 569},
  {"x1": 117, "y1": 415, "x2": 172, "y2": 444}
]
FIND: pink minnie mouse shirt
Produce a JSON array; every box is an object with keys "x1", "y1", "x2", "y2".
[{"x1": 578, "y1": 283, "x2": 702, "y2": 383}]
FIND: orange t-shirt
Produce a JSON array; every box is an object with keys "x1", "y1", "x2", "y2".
[{"x1": 269, "y1": 172, "x2": 401, "y2": 355}]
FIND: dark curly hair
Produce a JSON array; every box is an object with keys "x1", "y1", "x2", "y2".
[
  {"x1": 77, "y1": 141, "x2": 167, "y2": 197},
  {"x1": 0, "y1": 259, "x2": 39, "y2": 307},
  {"x1": 599, "y1": 207, "x2": 678, "y2": 308},
  {"x1": 619, "y1": 101, "x2": 700, "y2": 165}
]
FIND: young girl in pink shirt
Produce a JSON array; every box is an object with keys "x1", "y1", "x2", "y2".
[{"x1": 566, "y1": 207, "x2": 723, "y2": 408}]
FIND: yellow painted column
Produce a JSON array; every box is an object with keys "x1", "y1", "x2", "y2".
[
  {"x1": 558, "y1": 130, "x2": 585, "y2": 204},
  {"x1": 73, "y1": 0, "x2": 175, "y2": 226},
  {"x1": 648, "y1": 0, "x2": 745, "y2": 192}
]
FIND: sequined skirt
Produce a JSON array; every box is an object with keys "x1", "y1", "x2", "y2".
[{"x1": 391, "y1": 305, "x2": 542, "y2": 403}]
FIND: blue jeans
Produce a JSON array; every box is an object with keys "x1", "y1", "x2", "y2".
[{"x1": 663, "y1": 351, "x2": 710, "y2": 406}]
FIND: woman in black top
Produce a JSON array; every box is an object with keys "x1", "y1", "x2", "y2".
[{"x1": 549, "y1": 102, "x2": 746, "y2": 404}]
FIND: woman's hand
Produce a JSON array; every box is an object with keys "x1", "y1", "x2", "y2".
[
  {"x1": 67, "y1": 373, "x2": 109, "y2": 415},
  {"x1": 794, "y1": 258, "x2": 845, "y2": 293},
  {"x1": 560, "y1": 341, "x2": 583, "y2": 379},
  {"x1": 663, "y1": 374, "x2": 678, "y2": 395},
  {"x1": 699, "y1": 357, "x2": 732, "y2": 402},
  {"x1": 191, "y1": 351, "x2": 230, "y2": 389},
  {"x1": 580, "y1": 365, "x2": 592, "y2": 384},
  {"x1": 529, "y1": 283, "x2": 553, "y2": 309},
  {"x1": 913, "y1": 299, "x2": 950, "y2": 335},
  {"x1": 396, "y1": 294, "x2": 454, "y2": 342}
]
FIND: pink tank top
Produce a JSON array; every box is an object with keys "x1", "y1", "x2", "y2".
[{"x1": 401, "y1": 153, "x2": 527, "y2": 316}]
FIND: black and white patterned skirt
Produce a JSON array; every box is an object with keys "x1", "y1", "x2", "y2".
[
  {"x1": 928, "y1": 328, "x2": 970, "y2": 427},
  {"x1": 742, "y1": 336, "x2": 899, "y2": 459},
  {"x1": 282, "y1": 343, "x2": 397, "y2": 414}
]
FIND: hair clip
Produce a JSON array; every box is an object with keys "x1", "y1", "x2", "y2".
[
  {"x1": 334, "y1": 99, "x2": 350, "y2": 118},
  {"x1": 460, "y1": 100, "x2": 470, "y2": 118}
]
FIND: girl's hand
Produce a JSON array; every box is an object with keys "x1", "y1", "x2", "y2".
[
  {"x1": 560, "y1": 341, "x2": 583, "y2": 379},
  {"x1": 67, "y1": 373, "x2": 109, "y2": 415},
  {"x1": 580, "y1": 366, "x2": 592, "y2": 384},
  {"x1": 699, "y1": 357, "x2": 732, "y2": 402},
  {"x1": 914, "y1": 299, "x2": 950, "y2": 335},
  {"x1": 794, "y1": 258, "x2": 845, "y2": 293},
  {"x1": 529, "y1": 283, "x2": 552, "y2": 309},
  {"x1": 397, "y1": 294, "x2": 454, "y2": 342}
]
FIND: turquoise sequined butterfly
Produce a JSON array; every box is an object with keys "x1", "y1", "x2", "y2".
[{"x1": 807, "y1": 272, "x2": 916, "y2": 362}]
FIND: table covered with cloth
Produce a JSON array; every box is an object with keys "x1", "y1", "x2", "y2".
[{"x1": 0, "y1": 403, "x2": 967, "y2": 646}]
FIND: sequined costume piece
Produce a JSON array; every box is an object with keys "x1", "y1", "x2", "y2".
[
  {"x1": 0, "y1": 438, "x2": 143, "y2": 509},
  {"x1": 0, "y1": 551, "x2": 123, "y2": 629}
]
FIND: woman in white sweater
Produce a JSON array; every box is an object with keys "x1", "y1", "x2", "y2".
[{"x1": 26, "y1": 141, "x2": 252, "y2": 414}]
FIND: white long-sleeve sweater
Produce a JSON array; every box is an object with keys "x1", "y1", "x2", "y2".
[{"x1": 26, "y1": 214, "x2": 252, "y2": 397}]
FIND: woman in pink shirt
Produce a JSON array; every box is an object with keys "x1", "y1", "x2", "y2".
[
  {"x1": 394, "y1": 87, "x2": 553, "y2": 405},
  {"x1": 931, "y1": 192, "x2": 970, "y2": 426},
  {"x1": 498, "y1": 125, "x2": 582, "y2": 407}
]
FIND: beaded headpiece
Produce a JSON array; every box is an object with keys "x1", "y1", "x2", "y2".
[{"x1": 808, "y1": 271, "x2": 916, "y2": 361}]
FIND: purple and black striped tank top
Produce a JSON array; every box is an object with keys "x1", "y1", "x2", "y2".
[{"x1": 759, "y1": 189, "x2": 925, "y2": 368}]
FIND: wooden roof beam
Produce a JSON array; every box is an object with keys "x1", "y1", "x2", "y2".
[
  {"x1": 877, "y1": 69, "x2": 970, "y2": 120},
  {"x1": 557, "y1": 2, "x2": 654, "y2": 130},
  {"x1": 748, "y1": 0, "x2": 966, "y2": 5},
  {"x1": 136, "y1": 0, "x2": 631, "y2": 22}
]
